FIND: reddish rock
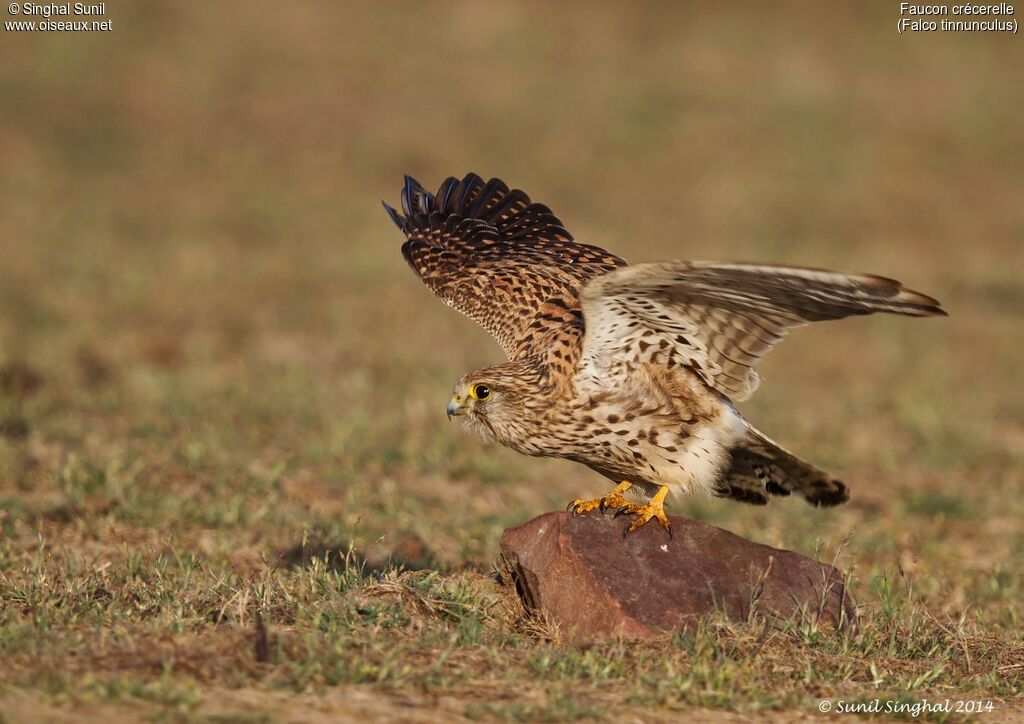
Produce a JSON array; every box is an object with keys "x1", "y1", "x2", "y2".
[{"x1": 498, "y1": 510, "x2": 854, "y2": 638}]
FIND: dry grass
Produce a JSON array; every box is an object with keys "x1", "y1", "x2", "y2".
[{"x1": 1, "y1": 2, "x2": 1022, "y2": 721}]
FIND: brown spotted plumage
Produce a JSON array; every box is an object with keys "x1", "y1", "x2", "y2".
[{"x1": 385, "y1": 173, "x2": 946, "y2": 535}]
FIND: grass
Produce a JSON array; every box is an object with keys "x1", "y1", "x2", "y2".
[{"x1": 2, "y1": 1, "x2": 1023, "y2": 721}]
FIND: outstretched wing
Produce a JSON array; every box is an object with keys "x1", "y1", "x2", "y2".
[
  {"x1": 385, "y1": 173, "x2": 626, "y2": 359},
  {"x1": 579, "y1": 261, "x2": 946, "y2": 401}
]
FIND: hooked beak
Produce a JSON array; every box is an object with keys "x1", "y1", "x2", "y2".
[{"x1": 446, "y1": 397, "x2": 464, "y2": 420}]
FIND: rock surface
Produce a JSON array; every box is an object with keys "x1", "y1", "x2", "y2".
[{"x1": 498, "y1": 510, "x2": 853, "y2": 638}]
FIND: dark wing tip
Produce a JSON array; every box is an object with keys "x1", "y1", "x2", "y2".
[
  {"x1": 897, "y1": 286, "x2": 948, "y2": 317},
  {"x1": 386, "y1": 172, "x2": 580, "y2": 248},
  {"x1": 401, "y1": 175, "x2": 422, "y2": 217},
  {"x1": 392, "y1": 172, "x2": 508, "y2": 224},
  {"x1": 381, "y1": 200, "x2": 405, "y2": 230}
]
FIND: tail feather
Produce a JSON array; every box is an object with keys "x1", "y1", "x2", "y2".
[{"x1": 717, "y1": 424, "x2": 849, "y2": 507}]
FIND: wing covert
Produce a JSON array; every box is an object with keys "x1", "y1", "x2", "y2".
[
  {"x1": 385, "y1": 173, "x2": 626, "y2": 358},
  {"x1": 579, "y1": 261, "x2": 945, "y2": 401}
]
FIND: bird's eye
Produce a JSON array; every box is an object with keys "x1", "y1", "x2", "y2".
[{"x1": 470, "y1": 383, "x2": 490, "y2": 400}]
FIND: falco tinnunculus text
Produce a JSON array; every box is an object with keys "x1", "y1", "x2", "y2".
[{"x1": 384, "y1": 173, "x2": 945, "y2": 535}]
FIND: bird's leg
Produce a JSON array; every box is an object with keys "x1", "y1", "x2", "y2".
[
  {"x1": 567, "y1": 481, "x2": 633, "y2": 516},
  {"x1": 614, "y1": 485, "x2": 671, "y2": 538}
]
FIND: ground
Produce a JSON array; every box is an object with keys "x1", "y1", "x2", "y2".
[{"x1": 1, "y1": 2, "x2": 1022, "y2": 722}]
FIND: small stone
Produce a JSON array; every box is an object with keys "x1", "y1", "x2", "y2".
[{"x1": 498, "y1": 510, "x2": 854, "y2": 638}]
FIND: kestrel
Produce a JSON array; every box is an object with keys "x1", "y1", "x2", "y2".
[{"x1": 384, "y1": 173, "x2": 945, "y2": 536}]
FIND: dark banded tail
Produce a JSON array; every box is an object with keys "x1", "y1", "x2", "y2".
[{"x1": 717, "y1": 424, "x2": 849, "y2": 507}]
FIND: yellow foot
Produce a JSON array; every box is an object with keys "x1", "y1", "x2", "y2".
[
  {"x1": 567, "y1": 481, "x2": 633, "y2": 516},
  {"x1": 614, "y1": 486, "x2": 671, "y2": 538}
]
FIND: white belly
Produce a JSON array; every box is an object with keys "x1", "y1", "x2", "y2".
[
  {"x1": 572, "y1": 396, "x2": 748, "y2": 498},
  {"x1": 645, "y1": 406, "x2": 746, "y2": 496}
]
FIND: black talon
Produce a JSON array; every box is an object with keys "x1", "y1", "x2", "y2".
[{"x1": 613, "y1": 507, "x2": 629, "y2": 519}]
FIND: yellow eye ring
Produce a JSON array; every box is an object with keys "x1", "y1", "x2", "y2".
[{"x1": 469, "y1": 383, "x2": 491, "y2": 400}]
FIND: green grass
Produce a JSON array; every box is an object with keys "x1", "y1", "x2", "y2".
[{"x1": 2, "y1": 1, "x2": 1023, "y2": 721}]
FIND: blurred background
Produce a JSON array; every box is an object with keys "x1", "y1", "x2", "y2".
[{"x1": 1, "y1": 2, "x2": 1021, "y2": 587}]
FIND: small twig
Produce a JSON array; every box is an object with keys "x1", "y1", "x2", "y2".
[{"x1": 253, "y1": 610, "x2": 270, "y2": 663}]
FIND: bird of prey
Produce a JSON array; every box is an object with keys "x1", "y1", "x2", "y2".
[{"x1": 383, "y1": 173, "x2": 945, "y2": 536}]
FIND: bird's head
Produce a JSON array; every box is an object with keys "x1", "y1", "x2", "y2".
[{"x1": 446, "y1": 361, "x2": 547, "y2": 447}]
